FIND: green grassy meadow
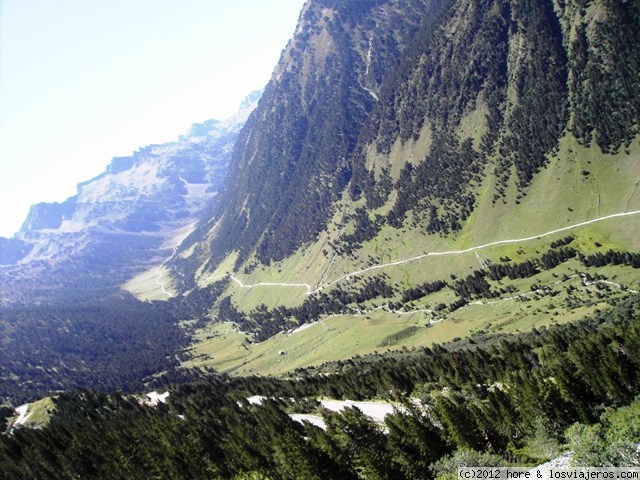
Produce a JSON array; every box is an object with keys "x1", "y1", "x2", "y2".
[{"x1": 179, "y1": 131, "x2": 639, "y2": 377}]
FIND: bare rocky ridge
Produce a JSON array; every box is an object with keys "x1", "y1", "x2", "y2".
[{"x1": 0, "y1": 92, "x2": 260, "y2": 305}]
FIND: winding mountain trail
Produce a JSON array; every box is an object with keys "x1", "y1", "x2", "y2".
[
  {"x1": 155, "y1": 264, "x2": 173, "y2": 297},
  {"x1": 314, "y1": 210, "x2": 640, "y2": 294},
  {"x1": 229, "y1": 273, "x2": 312, "y2": 295},
  {"x1": 154, "y1": 222, "x2": 198, "y2": 297},
  {"x1": 289, "y1": 270, "x2": 637, "y2": 332},
  {"x1": 155, "y1": 248, "x2": 180, "y2": 298},
  {"x1": 222, "y1": 210, "x2": 640, "y2": 296},
  {"x1": 625, "y1": 179, "x2": 640, "y2": 213}
]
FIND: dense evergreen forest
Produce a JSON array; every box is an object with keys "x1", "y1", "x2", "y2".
[
  {"x1": 0, "y1": 295, "x2": 185, "y2": 404},
  {"x1": 170, "y1": 0, "x2": 640, "y2": 278},
  {"x1": 2, "y1": 296, "x2": 639, "y2": 478},
  {"x1": 0, "y1": 287, "x2": 229, "y2": 404}
]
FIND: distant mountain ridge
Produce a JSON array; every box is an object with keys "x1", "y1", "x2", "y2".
[{"x1": 0, "y1": 92, "x2": 260, "y2": 304}]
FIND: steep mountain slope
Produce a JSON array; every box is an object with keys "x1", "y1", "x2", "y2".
[
  {"x1": 0, "y1": 93, "x2": 259, "y2": 305},
  {"x1": 0, "y1": 94, "x2": 261, "y2": 402},
  {"x1": 174, "y1": 0, "x2": 450, "y2": 271},
  {"x1": 2, "y1": 1, "x2": 640, "y2": 472},
  {"x1": 168, "y1": 0, "x2": 640, "y2": 366}
]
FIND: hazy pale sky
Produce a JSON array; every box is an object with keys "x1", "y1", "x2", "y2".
[{"x1": 0, "y1": 0, "x2": 305, "y2": 237}]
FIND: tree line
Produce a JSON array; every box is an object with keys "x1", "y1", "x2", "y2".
[{"x1": 2, "y1": 296, "x2": 640, "y2": 478}]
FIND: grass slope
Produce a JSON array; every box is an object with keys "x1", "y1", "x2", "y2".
[
  {"x1": 181, "y1": 131, "x2": 639, "y2": 376},
  {"x1": 185, "y1": 255, "x2": 635, "y2": 376}
]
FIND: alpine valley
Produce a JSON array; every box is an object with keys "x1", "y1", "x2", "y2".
[
  {"x1": 0, "y1": 92, "x2": 260, "y2": 400},
  {"x1": 2, "y1": 0, "x2": 640, "y2": 478}
]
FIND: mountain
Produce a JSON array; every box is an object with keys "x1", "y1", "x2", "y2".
[
  {"x1": 0, "y1": 92, "x2": 260, "y2": 305},
  {"x1": 164, "y1": 0, "x2": 640, "y2": 361},
  {"x1": 2, "y1": 0, "x2": 640, "y2": 474},
  {"x1": 173, "y1": 0, "x2": 639, "y2": 276},
  {"x1": 0, "y1": 93, "x2": 261, "y2": 402},
  {"x1": 1, "y1": 0, "x2": 640, "y2": 399},
  {"x1": 173, "y1": 0, "x2": 446, "y2": 271}
]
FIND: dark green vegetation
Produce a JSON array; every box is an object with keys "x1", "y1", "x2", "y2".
[
  {"x1": 210, "y1": 240, "x2": 640, "y2": 343},
  {"x1": 2, "y1": 297, "x2": 640, "y2": 478},
  {"x1": 172, "y1": 0, "x2": 640, "y2": 279},
  {"x1": 566, "y1": 401, "x2": 640, "y2": 467},
  {"x1": 0, "y1": 295, "x2": 189, "y2": 404},
  {"x1": 0, "y1": 284, "x2": 230, "y2": 404},
  {"x1": 569, "y1": 0, "x2": 640, "y2": 153}
]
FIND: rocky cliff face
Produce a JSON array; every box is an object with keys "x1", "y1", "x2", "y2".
[{"x1": 0, "y1": 93, "x2": 260, "y2": 304}]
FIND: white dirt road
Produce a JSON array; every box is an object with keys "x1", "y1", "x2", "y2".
[{"x1": 220, "y1": 210, "x2": 639, "y2": 296}]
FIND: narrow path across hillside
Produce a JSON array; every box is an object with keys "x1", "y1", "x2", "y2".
[
  {"x1": 155, "y1": 251, "x2": 176, "y2": 297},
  {"x1": 281, "y1": 272, "x2": 636, "y2": 335},
  {"x1": 229, "y1": 274, "x2": 312, "y2": 295},
  {"x1": 153, "y1": 221, "x2": 198, "y2": 297},
  {"x1": 227, "y1": 210, "x2": 640, "y2": 296}
]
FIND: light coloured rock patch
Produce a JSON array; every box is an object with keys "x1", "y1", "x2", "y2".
[
  {"x1": 530, "y1": 452, "x2": 574, "y2": 472},
  {"x1": 319, "y1": 399, "x2": 401, "y2": 423},
  {"x1": 144, "y1": 391, "x2": 170, "y2": 406},
  {"x1": 289, "y1": 414, "x2": 327, "y2": 430}
]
